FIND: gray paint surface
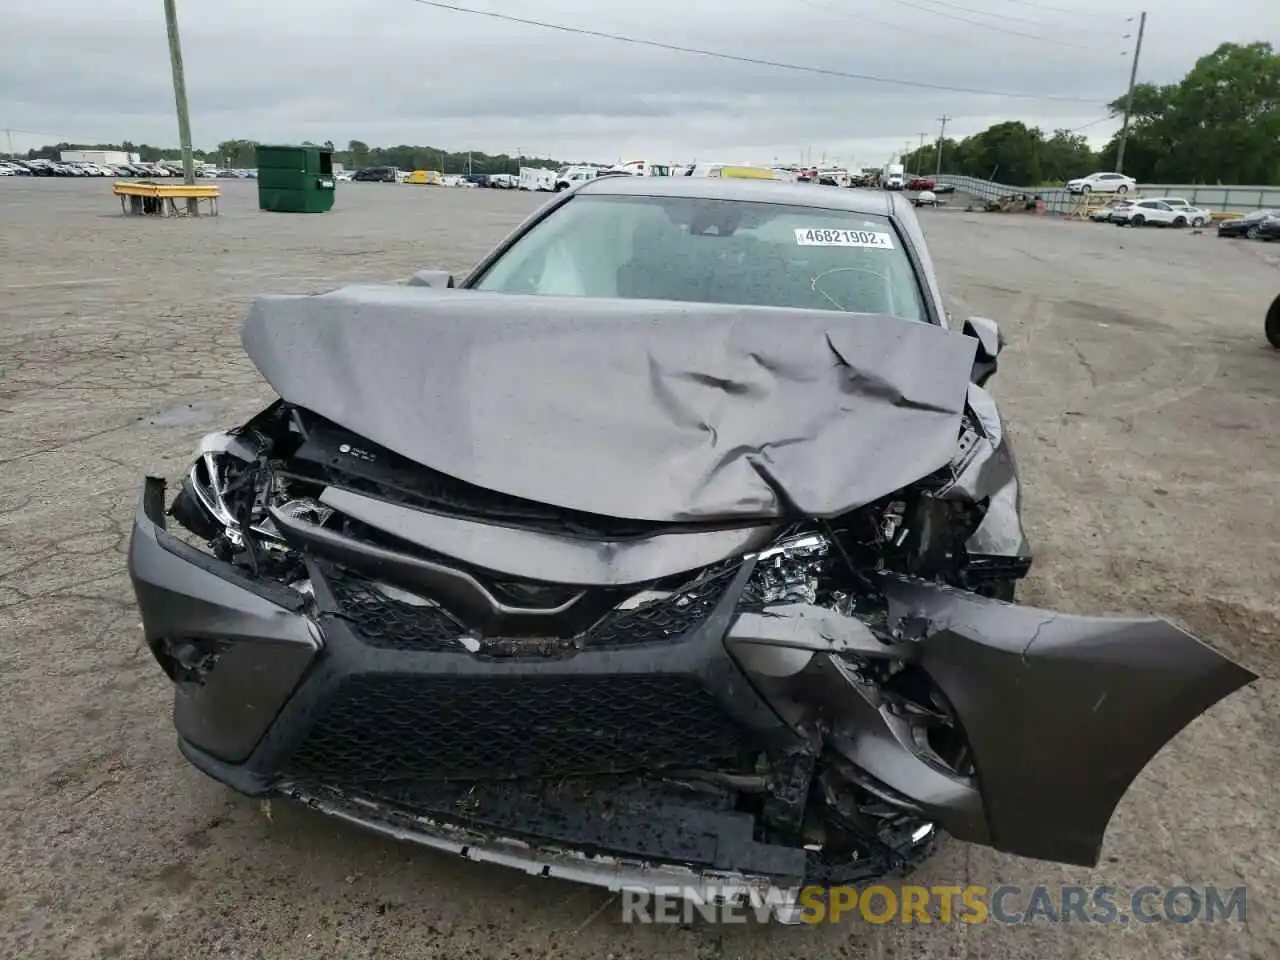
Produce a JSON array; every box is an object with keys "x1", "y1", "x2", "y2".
[
  {"x1": 321, "y1": 486, "x2": 777, "y2": 585},
  {"x1": 243, "y1": 286, "x2": 977, "y2": 522}
]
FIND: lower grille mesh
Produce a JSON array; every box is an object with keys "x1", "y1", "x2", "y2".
[
  {"x1": 285, "y1": 673, "x2": 751, "y2": 783},
  {"x1": 582, "y1": 569, "x2": 735, "y2": 649},
  {"x1": 326, "y1": 569, "x2": 464, "y2": 653}
]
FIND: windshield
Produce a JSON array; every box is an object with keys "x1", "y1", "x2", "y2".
[{"x1": 472, "y1": 194, "x2": 927, "y2": 321}]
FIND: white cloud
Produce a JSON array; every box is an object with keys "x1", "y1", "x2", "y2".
[{"x1": 2, "y1": 0, "x2": 1277, "y2": 163}]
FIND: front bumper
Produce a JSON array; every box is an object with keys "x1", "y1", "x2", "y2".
[
  {"x1": 128, "y1": 477, "x2": 1256, "y2": 885},
  {"x1": 129, "y1": 477, "x2": 816, "y2": 889}
]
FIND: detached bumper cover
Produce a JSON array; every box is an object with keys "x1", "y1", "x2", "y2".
[{"x1": 128, "y1": 478, "x2": 1256, "y2": 880}]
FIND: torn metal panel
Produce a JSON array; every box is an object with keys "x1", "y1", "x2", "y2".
[
  {"x1": 242, "y1": 287, "x2": 978, "y2": 522},
  {"x1": 878, "y1": 575, "x2": 1257, "y2": 865},
  {"x1": 936, "y1": 384, "x2": 1029, "y2": 558}
]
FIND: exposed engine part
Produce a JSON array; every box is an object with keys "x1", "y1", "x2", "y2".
[{"x1": 750, "y1": 533, "x2": 829, "y2": 604}]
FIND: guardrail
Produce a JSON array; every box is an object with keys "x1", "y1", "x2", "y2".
[{"x1": 933, "y1": 175, "x2": 1280, "y2": 217}]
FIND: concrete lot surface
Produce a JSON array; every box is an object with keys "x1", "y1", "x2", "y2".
[{"x1": 1, "y1": 179, "x2": 1277, "y2": 959}]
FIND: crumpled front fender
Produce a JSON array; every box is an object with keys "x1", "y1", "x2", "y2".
[{"x1": 877, "y1": 576, "x2": 1257, "y2": 865}]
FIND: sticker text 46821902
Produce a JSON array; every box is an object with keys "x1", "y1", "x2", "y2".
[{"x1": 794, "y1": 228, "x2": 894, "y2": 249}]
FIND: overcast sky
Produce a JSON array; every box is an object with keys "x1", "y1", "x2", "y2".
[{"x1": 3, "y1": 0, "x2": 1277, "y2": 166}]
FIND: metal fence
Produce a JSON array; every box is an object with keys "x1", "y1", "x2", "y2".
[{"x1": 934, "y1": 175, "x2": 1280, "y2": 216}]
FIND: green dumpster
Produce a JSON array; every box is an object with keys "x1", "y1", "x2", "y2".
[{"x1": 255, "y1": 144, "x2": 336, "y2": 213}]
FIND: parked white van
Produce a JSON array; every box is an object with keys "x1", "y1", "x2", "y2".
[{"x1": 519, "y1": 167, "x2": 557, "y2": 191}]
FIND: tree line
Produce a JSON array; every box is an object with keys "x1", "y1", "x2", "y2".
[
  {"x1": 8, "y1": 137, "x2": 566, "y2": 176},
  {"x1": 9, "y1": 41, "x2": 1274, "y2": 188},
  {"x1": 903, "y1": 42, "x2": 1279, "y2": 187}
]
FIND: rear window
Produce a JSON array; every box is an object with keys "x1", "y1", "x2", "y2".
[{"x1": 473, "y1": 194, "x2": 927, "y2": 321}]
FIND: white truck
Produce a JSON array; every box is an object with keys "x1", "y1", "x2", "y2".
[
  {"x1": 519, "y1": 167, "x2": 557, "y2": 191},
  {"x1": 604, "y1": 160, "x2": 675, "y2": 177},
  {"x1": 554, "y1": 165, "x2": 602, "y2": 191},
  {"x1": 881, "y1": 163, "x2": 905, "y2": 190}
]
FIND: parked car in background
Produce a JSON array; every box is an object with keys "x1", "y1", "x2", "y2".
[
  {"x1": 1152, "y1": 197, "x2": 1211, "y2": 226},
  {"x1": 912, "y1": 189, "x2": 938, "y2": 207},
  {"x1": 1091, "y1": 199, "x2": 1134, "y2": 222},
  {"x1": 1112, "y1": 198, "x2": 1194, "y2": 227},
  {"x1": 1067, "y1": 172, "x2": 1136, "y2": 195},
  {"x1": 907, "y1": 175, "x2": 935, "y2": 191},
  {"x1": 353, "y1": 166, "x2": 399, "y2": 183},
  {"x1": 1257, "y1": 215, "x2": 1280, "y2": 241},
  {"x1": 1218, "y1": 209, "x2": 1279, "y2": 239}
]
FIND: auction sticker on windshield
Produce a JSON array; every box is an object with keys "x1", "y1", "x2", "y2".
[{"x1": 794, "y1": 228, "x2": 894, "y2": 249}]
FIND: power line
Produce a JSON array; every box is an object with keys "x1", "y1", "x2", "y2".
[
  {"x1": 881, "y1": 0, "x2": 1090, "y2": 47},
  {"x1": 407, "y1": 0, "x2": 1104, "y2": 103},
  {"x1": 891, "y1": 0, "x2": 1117, "y2": 31},
  {"x1": 986, "y1": 0, "x2": 1130, "y2": 16},
  {"x1": 795, "y1": 0, "x2": 962, "y2": 47},
  {"x1": 799, "y1": 0, "x2": 1106, "y2": 65},
  {"x1": 1069, "y1": 116, "x2": 1114, "y2": 132}
]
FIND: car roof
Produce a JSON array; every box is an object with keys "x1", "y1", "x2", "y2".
[{"x1": 575, "y1": 174, "x2": 895, "y2": 215}]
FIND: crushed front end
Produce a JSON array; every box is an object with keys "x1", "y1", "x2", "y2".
[{"x1": 129, "y1": 400, "x2": 1256, "y2": 903}]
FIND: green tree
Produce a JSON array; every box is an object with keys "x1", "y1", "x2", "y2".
[
  {"x1": 1107, "y1": 43, "x2": 1280, "y2": 183},
  {"x1": 347, "y1": 139, "x2": 371, "y2": 167},
  {"x1": 1039, "y1": 129, "x2": 1095, "y2": 183},
  {"x1": 959, "y1": 121, "x2": 1045, "y2": 185},
  {"x1": 215, "y1": 139, "x2": 258, "y2": 168}
]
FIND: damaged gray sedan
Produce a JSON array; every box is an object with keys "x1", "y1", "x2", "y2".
[{"x1": 129, "y1": 177, "x2": 1254, "y2": 904}]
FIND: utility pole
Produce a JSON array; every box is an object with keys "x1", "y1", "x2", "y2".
[
  {"x1": 1115, "y1": 11, "x2": 1146, "y2": 175},
  {"x1": 162, "y1": 0, "x2": 196, "y2": 211},
  {"x1": 935, "y1": 115, "x2": 951, "y2": 177},
  {"x1": 4, "y1": 129, "x2": 12, "y2": 158}
]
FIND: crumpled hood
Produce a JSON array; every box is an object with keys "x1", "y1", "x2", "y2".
[{"x1": 241, "y1": 286, "x2": 978, "y2": 522}]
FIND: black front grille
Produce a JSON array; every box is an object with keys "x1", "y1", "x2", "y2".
[
  {"x1": 583, "y1": 569, "x2": 735, "y2": 649},
  {"x1": 326, "y1": 569, "x2": 464, "y2": 653},
  {"x1": 285, "y1": 674, "x2": 752, "y2": 784},
  {"x1": 326, "y1": 564, "x2": 736, "y2": 654}
]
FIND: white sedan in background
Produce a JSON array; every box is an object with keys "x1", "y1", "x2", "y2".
[
  {"x1": 1112, "y1": 198, "x2": 1202, "y2": 228},
  {"x1": 1067, "y1": 172, "x2": 1137, "y2": 195}
]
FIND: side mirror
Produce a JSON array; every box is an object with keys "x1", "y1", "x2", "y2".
[
  {"x1": 963, "y1": 316, "x2": 1003, "y2": 386},
  {"x1": 407, "y1": 270, "x2": 456, "y2": 289}
]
